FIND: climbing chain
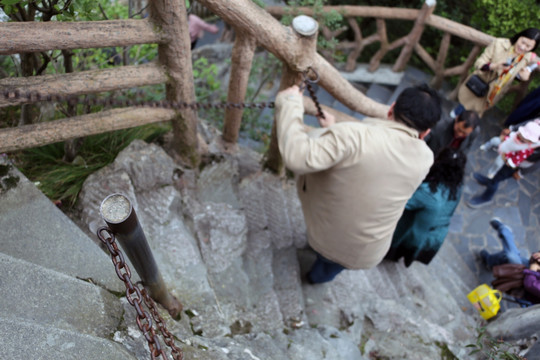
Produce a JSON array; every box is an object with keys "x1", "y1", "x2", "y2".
[
  {"x1": 2, "y1": 68, "x2": 324, "y2": 118},
  {"x1": 97, "y1": 227, "x2": 183, "y2": 360},
  {"x1": 300, "y1": 66, "x2": 325, "y2": 119}
]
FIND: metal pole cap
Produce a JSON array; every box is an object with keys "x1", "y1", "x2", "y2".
[
  {"x1": 100, "y1": 193, "x2": 132, "y2": 224},
  {"x1": 292, "y1": 15, "x2": 318, "y2": 37}
]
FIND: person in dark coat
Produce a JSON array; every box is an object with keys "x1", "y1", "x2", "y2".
[
  {"x1": 425, "y1": 110, "x2": 480, "y2": 156},
  {"x1": 504, "y1": 85, "x2": 540, "y2": 127},
  {"x1": 385, "y1": 148, "x2": 466, "y2": 267}
]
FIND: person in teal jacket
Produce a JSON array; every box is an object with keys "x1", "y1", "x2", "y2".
[{"x1": 385, "y1": 148, "x2": 466, "y2": 267}]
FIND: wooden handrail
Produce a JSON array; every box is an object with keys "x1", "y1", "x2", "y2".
[
  {"x1": 0, "y1": 1, "x2": 507, "y2": 162},
  {"x1": 0, "y1": 107, "x2": 175, "y2": 153},
  {"x1": 265, "y1": 5, "x2": 494, "y2": 46},
  {"x1": 0, "y1": 63, "x2": 167, "y2": 108},
  {"x1": 198, "y1": 0, "x2": 389, "y2": 119},
  {"x1": 0, "y1": 19, "x2": 162, "y2": 55}
]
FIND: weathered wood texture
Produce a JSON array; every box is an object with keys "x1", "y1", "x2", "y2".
[
  {"x1": 393, "y1": 2, "x2": 435, "y2": 72},
  {"x1": 266, "y1": 6, "x2": 493, "y2": 46},
  {"x1": 199, "y1": 0, "x2": 389, "y2": 119},
  {"x1": 0, "y1": 63, "x2": 167, "y2": 107},
  {"x1": 223, "y1": 33, "x2": 257, "y2": 143},
  {"x1": 0, "y1": 19, "x2": 161, "y2": 55},
  {"x1": 265, "y1": 5, "x2": 494, "y2": 94},
  {"x1": 0, "y1": 107, "x2": 175, "y2": 153},
  {"x1": 149, "y1": 0, "x2": 199, "y2": 167}
]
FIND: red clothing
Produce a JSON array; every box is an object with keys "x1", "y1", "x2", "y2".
[
  {"x1": 449, "y1": 136, "x2": 464, "y2": 149},
  {"x1": 505, "y1": 147, "x2": 535, "y2": 167}
]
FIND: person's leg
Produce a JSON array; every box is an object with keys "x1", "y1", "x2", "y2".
[
  {"x1": 481, "y1": 249, "x2": 508, "y2": 269},
  {"x1": 491, "y1": 218, "x2": 523, "y2": 264},
  {"x1": 468, "y1": 165, "x2": 516, "y2": 207},
  {"x1": 480, "y1": 136, "x2": 501, "y2": 151},
  {"x1": 487, "y1": 155, "x2": 505, "y2": 178},
  {"x1": 307, "y1": 253, "x2": 346, "y2": 284}
]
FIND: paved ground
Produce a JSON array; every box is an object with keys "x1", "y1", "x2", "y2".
[{"x1": 442, "y1": 97, "x2": 540, "y2": 310}]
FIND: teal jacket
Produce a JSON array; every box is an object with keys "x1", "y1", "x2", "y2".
[{"x1": 386, "y1": 182, "x2": 461, "y2": 267}]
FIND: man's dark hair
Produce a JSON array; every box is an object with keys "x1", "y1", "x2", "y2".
[
  {"x1": 393, "y1": 84, "x2": 441, "y2": 132},
  {"x1": 424, "y1": 148, "x2": 466, "y2": 201},
  {"x1": 457, "y1": 110, "x2": 480, "y2": 129},
  {"x1": 510, "y1": 28, "x2": 540, "y2": 52}
]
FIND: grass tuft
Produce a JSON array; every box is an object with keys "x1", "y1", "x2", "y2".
[{"x1": 13, "y1": 123, "x2": 170, "y2": 207}]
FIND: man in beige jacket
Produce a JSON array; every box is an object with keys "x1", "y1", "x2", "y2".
[{"x1": 275, "y1": 84, "x2": 441, "y2": 283}]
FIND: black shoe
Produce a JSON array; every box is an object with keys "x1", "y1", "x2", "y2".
[{"x1": 467, "y1": 194, "x2": 493, "y2": 208}]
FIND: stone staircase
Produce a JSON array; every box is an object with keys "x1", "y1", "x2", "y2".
[{"x1": 1, "y1": 63, "x2": 539, "y2": 359}]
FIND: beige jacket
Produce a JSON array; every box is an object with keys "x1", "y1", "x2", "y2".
[
  {"x1": 275, "y1": 93, "x2": 433, "y2": 269},
  {"x1": 458, "y1": 38, "x2": 534, "y2": 117}
]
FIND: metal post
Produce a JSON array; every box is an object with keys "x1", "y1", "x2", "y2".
[{"x1": 100, "y1": 193, "x2": 182, "y2": 319}]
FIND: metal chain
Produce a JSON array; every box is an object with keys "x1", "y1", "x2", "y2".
[
  {"x1": 140, "y1": 287, "x2": 184, "y2": 360},
  {"x1": 97, "y1": 227, "x2": 183, "y2": 360},
  {"x1": 2, "y1": 68, "x2": 324, "y2": 118},
  {"x1": 300, "y1": 67, "x2": 325, "y2": 119}
]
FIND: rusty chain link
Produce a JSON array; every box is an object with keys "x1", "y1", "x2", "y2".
[
  {"x1": 300, "y1": 67, "x2": 325, "y2": 120},
  {"x1": 2, "y1": 68, "x2": 324, "y2": 119},
  {"x1": 97, "y1": 227, "x2": 183, "y2": 360}
]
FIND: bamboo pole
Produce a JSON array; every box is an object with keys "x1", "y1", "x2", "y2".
[
  {"x1": 0, "y1": 107, "x2": 175, "y2": 153},
  {"x1": 148, "y1": 0, "x2": 200, "y2": 168},
  {"x1": 222, "y1": 33, "x2": 257, "y2": 144},
  {"x1": 0, "y1": 19, "x2": 161, "y2": 55},
  {"x1": 0, "y1": 63, "x2": 167, "y2": 108}
]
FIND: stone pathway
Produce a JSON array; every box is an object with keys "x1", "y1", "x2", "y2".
[{"x1": 443, "y1": 98, "x2": 540, "y2": 311}]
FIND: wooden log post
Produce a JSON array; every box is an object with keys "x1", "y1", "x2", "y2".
[
  {"x1": 265, "y1": 15, "x2": 319, "y2": 175},
  {"x1": 148, "y1": 0, "x2": 200, "y2": 168},
  {"x1": 222, "y1": 33, "x2": 257, "y2": 146},
  {"x1": 392, "y1": 0, "x2": 436, "y2": 72},
  {"x1": 431, "y1": 32, "x2": 451, "y2": 89}
]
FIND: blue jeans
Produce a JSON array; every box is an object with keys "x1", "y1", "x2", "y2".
[
  {"x1": 307, "y1": 253, "x2": 346, "y2": 284},
  {"x1": 484, "y1": 224, "x2": 529, "y2": 268}
]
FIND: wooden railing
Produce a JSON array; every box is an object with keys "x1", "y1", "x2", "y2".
[{"x1": 0, "y1": 0, "x2": 529, "y2": 173}]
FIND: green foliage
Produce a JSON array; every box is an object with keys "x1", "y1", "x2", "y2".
[
  {"x1": 470, "y1": 0, "x2": 540, "y2": 38},
  {"x1": 193, "y1": 57, "x2": 221, "y2": 102},
  {"x1": 466, "y1": 327, "x2": 526, "y2": 360},
  {"x1": 280, "y1": 0, "x2": 344, "y2": 60},
  {"x1": 14, "y1": 124, "x2": 171, "y2": 207}
]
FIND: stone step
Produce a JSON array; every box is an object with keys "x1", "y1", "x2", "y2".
[
  {"x1": 365, "y1": 83, "x2": 394, "y2": 107},
  {"x1": 430, "y1": 237, "x2": 481, "y2": 314},
  {"x1": 387, "y1": 66, "x2": 433, "y2": 105},
  {"x1": 0, "y1": 316, "x2": 137, "y2": 360},
  {"x1": 0, "y1": 252, "x2": 123, "y2": 337},
  {"x1": 0, "y1": 158, "x2": 125, "y2": 293}
]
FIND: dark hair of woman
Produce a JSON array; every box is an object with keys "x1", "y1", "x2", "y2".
[
  {"x1": 424, "y1": 148, "x2": 467, "y2": 201},
  {"x1": 510, "y1": 28, "x2": 540, "y2": 52}
]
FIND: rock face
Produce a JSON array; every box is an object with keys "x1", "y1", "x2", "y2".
[{"x1": 73, "y1": 137, "x2": 497, "y2": 360}]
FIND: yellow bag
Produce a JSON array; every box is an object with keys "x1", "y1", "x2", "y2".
[{"x1": 467, "y1": 284, "x2": 502, "y2": 320}]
